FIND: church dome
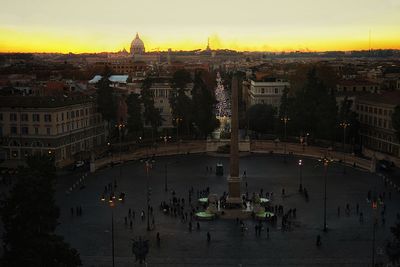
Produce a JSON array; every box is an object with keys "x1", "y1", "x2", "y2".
[{"x1": 130, "y1": 33, "x2": 145, "y2": 55}]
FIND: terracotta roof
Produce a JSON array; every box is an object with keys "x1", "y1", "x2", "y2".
[{"x1": 358, "y1": 90, "x2": 400, "y2": 106}]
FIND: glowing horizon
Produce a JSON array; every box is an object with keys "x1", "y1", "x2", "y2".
[{"x1": 1, "y1": 0, "x2": 399, "y2": 53}]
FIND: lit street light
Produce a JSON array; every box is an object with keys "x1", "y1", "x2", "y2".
[
  {"x1": 340, "y1": 122, "x2": 350, "y2": 175},
  {"x1": 298, "y1": 159, "x2": 303, "y2": 192},
  {"x1": 319, "y1": 155, "x2": 332, "y2": 232},
  {"x1": 145, "y1": 160, "x2": 152, "y2": 231},
  {"x1": 281, "y1": 116, "x2": 290, "y2": 163},
  {"x1": 175, "y1": 118, "x2": 183, "y2": 154},
  {"x1": 101, "y1": 190, "x2": 125, "y2": 267}
]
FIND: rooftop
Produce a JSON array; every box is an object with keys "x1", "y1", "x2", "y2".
[
  {"x1": 358, "y1": 90, "x2": 400, "y2": 106},
  {"x1": 0, "y1": 95, "x2": 96, "y2": 109}
]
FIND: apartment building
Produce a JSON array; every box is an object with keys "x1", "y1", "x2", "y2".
[{"x1": 0, "y1": 95, "x2": 105, "y2": 167}]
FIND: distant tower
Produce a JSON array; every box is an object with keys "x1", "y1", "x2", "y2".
[{"x1": 205, "y1": 38, "x2": 211, "y2": 51}]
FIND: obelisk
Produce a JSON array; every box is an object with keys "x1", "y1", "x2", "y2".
[{"x1": 227, "y1": 74, "x2": 241, "y2": 205}]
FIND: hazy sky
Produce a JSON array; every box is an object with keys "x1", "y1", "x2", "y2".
[{"x1": 1, "y1": 0, "x2": 399, "y2": 52}]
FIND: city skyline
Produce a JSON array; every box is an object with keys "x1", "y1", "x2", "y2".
[{"x1": 1, "y1": 0, "x2": 400, "y2": 53}]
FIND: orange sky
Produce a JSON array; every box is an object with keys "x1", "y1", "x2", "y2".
[{"x1": 1, "y1": 0, "x2": 399, "y2": 53}]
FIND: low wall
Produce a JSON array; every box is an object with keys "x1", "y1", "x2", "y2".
[
  {"x1": 91, "y1": 140, "x2": 375, "y2": 173},
  {"x1": 206, "y1": 139, "x2": 251, "y2": 152},
  {"x1": 251, "y1": 140, "x2": 374, "y2": 172}
]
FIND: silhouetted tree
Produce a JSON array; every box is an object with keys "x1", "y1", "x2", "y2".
[
  {"x1": 191, "y1": 72, "x2": 219, "y2": 138},
  {"x1": 96, "y1": 68, "x2": 117, "y2": 131},
  {"x1": 141, "y1": 77, "x2": 163, "y2": 137},
  {"x1": 0, "y1": 155, "x2": 82, "y2": 267},
  {"x1": 170, "y1": 70, "x2": 193, "y2": 135},
  {"x1": 126, "y1": 93, "x2": 143, "y2": 137},
  {"x1": 246, "y1": 104, "x2": 277, "y2": 134}
]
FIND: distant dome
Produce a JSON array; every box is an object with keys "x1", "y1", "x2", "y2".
[{"x1": 130, "y1": 33, "x2": 145, "y2": 55}]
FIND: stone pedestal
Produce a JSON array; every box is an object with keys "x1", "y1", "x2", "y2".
[{"x1": 226, "y1": 176, "x2": 242, "y2": 206}]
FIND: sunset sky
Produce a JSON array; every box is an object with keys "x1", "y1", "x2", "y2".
[{"x1": 1, "y1": 0, "x2": 400, "y2": 53}]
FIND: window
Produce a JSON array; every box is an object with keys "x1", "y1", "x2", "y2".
[
  {"x1": 10, "y1": 113, "x2": 17, "y2": 121},
  {"x1": 32, "y1": 114, "x2": 40, "y2": 122},
  {"x1": 261, "y1": 88, "x2": 265, "y2": 94},
  {"x1": 21, "y1": 126, "x2": 29, "y2": 135},
  {"x1": 35, "y1": 127, "x2": 39, "y2": 134},
  {"x1": 76, "y1": 110, "x2": 79, "y2": 117},
  {"x1": 46, "y1": 127, "x2": 51, "y2": 135},
  {"x1": 379, "y1": 109, "x2": 382, "y2": 115},
  {"x1": 275, "y1": 88, "x2": 279, "y2": 94},
  {"x1": 71, "y1": 111, "x2": 75, "y2": 119},
  {"x1": 85, "y1": 109, "x2": 88, "y2": 115},
  {"x1": 10, "y1": 126, "x2": 17, "y2": 134},
  {"x1": 80, "y1": 109, "x2": 83, "y2": 116},
  {"x1": 21, "y1": 114, "x2": 28, "y2": 121},
  {"x1": 44, "y1": 114, "x2": 52, "y2": 122},
  {"x1": 61, "y1": 113, "x2": 64, "y2": 121},
  {"x1": 0, "y1": 113, "x2": 3, "y2": 121}
]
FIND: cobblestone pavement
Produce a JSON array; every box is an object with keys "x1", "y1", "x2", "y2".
[{"x1": 55, "y1": 153, "x2": 398, "y2": 266}]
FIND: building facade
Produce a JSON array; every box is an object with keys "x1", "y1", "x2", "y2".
[
  {"x1": 356, "y1": 91, "x2": 400, "y2": 158},
  {"x1": 0, "y1": 96, "x2": 105, "y2": 167},
  {"x1": 248, "y1": 78, "x2": 290, "y2": 112}
]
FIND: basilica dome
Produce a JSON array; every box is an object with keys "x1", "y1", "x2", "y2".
[{"x1": 130, "y1": 33, "x2": 145, "y2": 55}]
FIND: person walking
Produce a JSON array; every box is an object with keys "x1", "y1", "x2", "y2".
[
  {"x1": 156, "y1": 232, "x2": 160, "y2": 247},
  {"x1": 316, "y1": 235, "x2": 321, "y2": 247}
]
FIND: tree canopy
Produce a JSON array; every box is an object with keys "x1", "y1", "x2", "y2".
[
  {"x1": 96, "y1": 70, "x2": 117, "y2": 123},
  {"x1": 246, "y1": 104, "x2": 277, "y2": 134},
  {"x1": 0, "y1": 155, "x2": 81, "y2": 267},
  {"x1": 126, "y1": 93, "x2": 143, "y2": 136}
]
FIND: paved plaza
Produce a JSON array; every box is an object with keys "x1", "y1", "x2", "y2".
[{"x1": 55, "y1": 153, "x2": 399, "y2": 266}]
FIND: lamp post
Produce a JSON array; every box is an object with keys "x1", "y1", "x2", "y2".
[
  {"x1": 115, "y1": 122, "x2": 125, "y2": 187},
  {"x1": 101, "y1": 190, "x2": 125, "y2": 267},
  {"x1": 164, "y1": 163, "x2": 168, "y2": 192},
  {"x1": 319, "y1": 156, "x2": 331, "y2": 232},
  {"x1": 281, "y1": 116, "x2": 290, "y2": 163},
  {"x1": 340, "y1": 122, "x2": 350, "y2": 175},
  {"x1": 298, "y1": 159, "x2": 303, "y2": 192},
  {"x1": 371, "y1": 200, "x2": 378, "y2": 267},
  {"x1": 145, "y1": 160, "x2": 152, "y2": 231},
  {"x1": 175, "y1": 118, "x2": 182, "y2": 154},
  {"x1": 371, "y1": 172, "x2": 380, "y2": 267}
]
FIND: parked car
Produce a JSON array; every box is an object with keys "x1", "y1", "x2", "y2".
[
  {"x1": 75, "y1": 161, "x2": 85, "y2": 168},
  {"x1": 377, "y1": 159, "x2": 394, "y2": 171}
]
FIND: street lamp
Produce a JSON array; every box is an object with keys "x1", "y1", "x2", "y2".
[
  {"x1": 298, "y1": 159, "x2": 303, "y2": 192},
  {"x1": 115, "y1": 122, "x2": 125, "y2": 188},
  {"x1": 319, "y1": 156, "x2": 332, "y2": 232},
  {"x1": 164, "y1": 163, "x2": 168, "y2": 192},
  {"x1": 175, "y1": 118, "x2": 183, "y2": 154},
  {"x1": 281, "y1": 116, "x2": 290, "y2": 163},
  {"x1": 339, "y1": 122, "x2": 350, "y2": 175},
  {"x1": 101, "y1": 190, "x2": 125, "y2": 267},
  {"x1": 145, "y1": 160, "x2": 152, "y2": 231}
]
